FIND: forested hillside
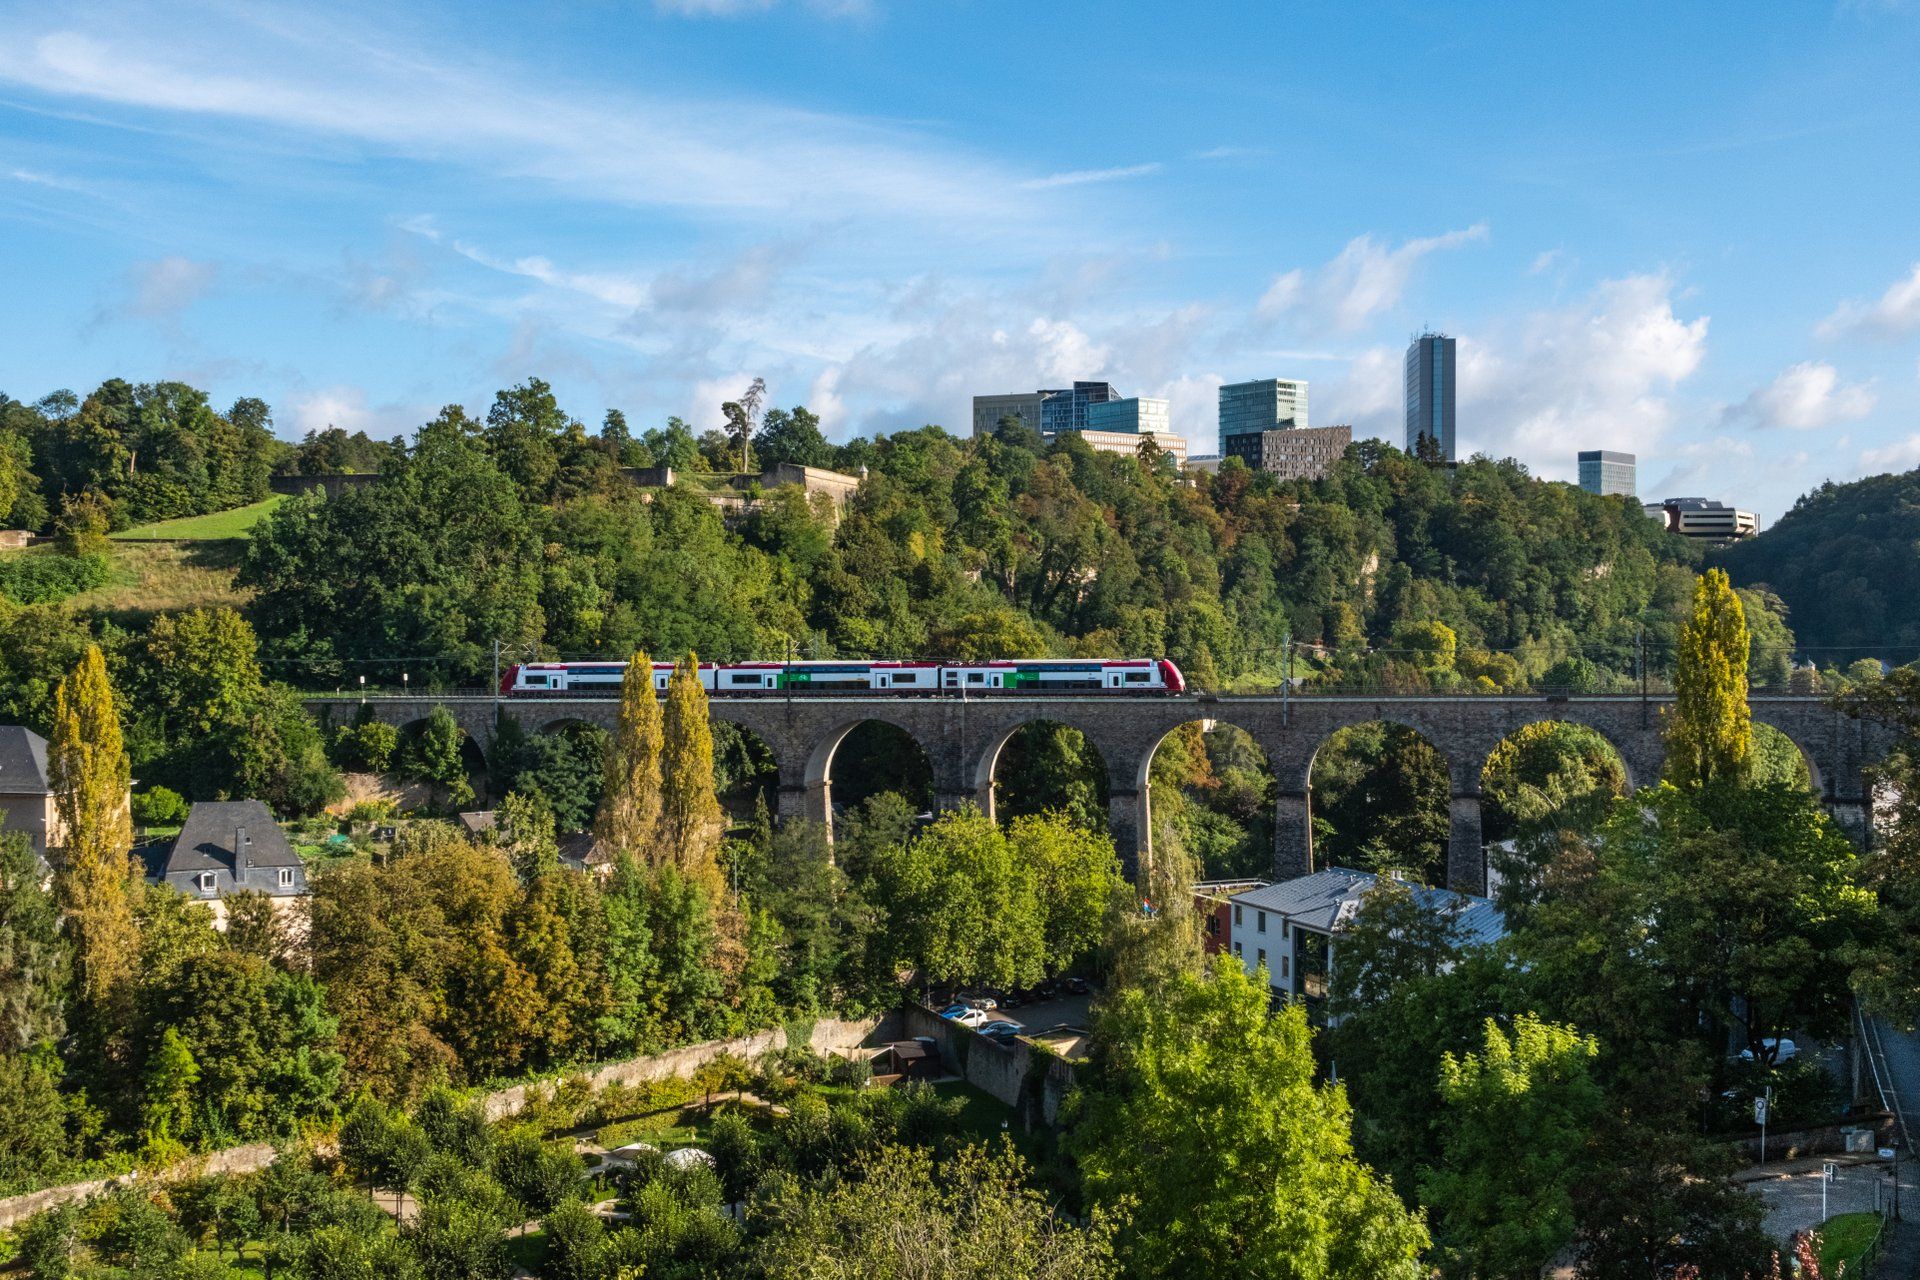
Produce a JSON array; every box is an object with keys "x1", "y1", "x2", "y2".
[{"x1": 1717, "y1": 466, "x2": 1920, "y2": 664}]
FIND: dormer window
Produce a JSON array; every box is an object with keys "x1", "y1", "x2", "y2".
[
  {"x1": 197, "y1": 871, "x2": 217, "y2": 892},
  {"x1": 278, "y1": 867, "x2": 295, "y2": 889}
]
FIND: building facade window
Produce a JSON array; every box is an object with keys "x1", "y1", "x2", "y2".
[
  {"x1": 1282, "y1": 919, "x2": 1290, "y2": 938},
  {"x1": 1257, "y1": 911, "x2": 1267, "y2": 933},
  {"x1": 278, "y1": 867, "x2": 295, "y2": 888},
  {"x1": 197, "y1": 871, "x2": 216, "y2": 892},
  {"x1": 1256, "y1": 948, "x2": 1267, "y2": 969},
  {"x1": 1233, "y1": 903, "x2": 1242, "y2": 926},
  {"x1": 1233, "y1": 941, "x2": 1242, "y2": 957}
]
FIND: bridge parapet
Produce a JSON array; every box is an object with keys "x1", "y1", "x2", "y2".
[{"x1": 303, "y1": 694, "x2": 1893, "y2": 895}]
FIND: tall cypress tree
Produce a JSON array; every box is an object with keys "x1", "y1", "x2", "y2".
[
  {"x1": 1666, "y1": 569, "x2": 1753, "y2": 788},
  {"x1": 49, "y1": 645, "x2": 139, "y2": 1045},
  {"x1": 593, "y1": 651, "x2": 663, "y2": 858},
  {"x1": 660, "y1": 651, "x2": 725, "y2": 898}
]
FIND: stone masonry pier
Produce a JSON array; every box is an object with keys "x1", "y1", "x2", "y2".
[{"x1": 305, "y1": 693, "x2": 1892, "y2": 895}]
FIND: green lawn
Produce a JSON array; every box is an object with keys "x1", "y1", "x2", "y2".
[
  {"x1": 1818, "y1": 1210, "x2": 1882, "y2": 1276},
  {"x1": 112, "y1": 495, "x2": 285, "y2": 541}
]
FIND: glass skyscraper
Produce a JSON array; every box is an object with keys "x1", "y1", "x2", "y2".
[
  {"x1": 1404, "y1": 333, "x2": 1456, "y2": 462},
  {"x1": 1217, "y1": 378, "x2": 1308, "y2": 454},
  {"x1": 1038, "y1": 381, "x2": 1119, "y2": 436},
  {"x1": 1577, "y1": 450, "x2": 1636, "y2": 497}
]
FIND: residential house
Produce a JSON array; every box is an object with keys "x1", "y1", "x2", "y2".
[
  {"x1": 1226, "y1": 867, "x2": 1505, "y2": 1016},
  {"x1": 142, "y1": 800, "x2": 308, "y2": 926},
  {"x1": 0, "y1": 726, "x2": 61, "y2": 857},
  {"x1": 1192, "y1": 879, "x2": 1270, "y2": 956}
]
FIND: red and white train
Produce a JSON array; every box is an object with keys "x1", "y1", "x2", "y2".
[{"x1": 500, "y1": 657, "x2": 1185, "y2": 696}]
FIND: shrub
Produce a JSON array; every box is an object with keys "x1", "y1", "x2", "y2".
[
  {"x1": 0, "y1": 552, "x2": 109, "y2": 604},
  {"x1": 132, "y1": 786, "x2": 190, "y2": 828}
]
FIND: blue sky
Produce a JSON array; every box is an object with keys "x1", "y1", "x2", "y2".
[{"x1": 2, "y1": 1, "x2": 1918, "y2": 521}]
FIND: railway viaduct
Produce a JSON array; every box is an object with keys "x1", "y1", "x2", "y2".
[{"x1": 304, "y1": 692, "x2": 1894, "y2": 895}]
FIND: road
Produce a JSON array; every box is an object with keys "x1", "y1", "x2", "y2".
[{"x1": 1863, "y1": 1015, "x2": 1920, "y2": 1272}]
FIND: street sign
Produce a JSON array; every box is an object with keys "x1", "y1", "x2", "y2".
[
  {"x1": 1824, "y1": 1162, "x2": 1838, "y2": 1184},
  {"x1": 1754, "y1": 1097, "x2": 1769, "y2": 1125}
]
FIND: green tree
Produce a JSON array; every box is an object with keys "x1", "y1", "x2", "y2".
[
  {"x1": 755, "y1": 1142, "x2": 1115, "y2": 1279},
  {"x1": 49, "y1": 645, "x2": 139, "y2": 1043},
  {"x1": 1074, "y1": 961, "x2": 1429, "y2": 1278},
  {"x1": 141, "y1": 1025, "x2": 200, "y2": 1145},
  {"x1": 0, "y1": 1047, "x2": 70, "y2": 1194},
  {"x1": 594, "y1": 650, "x2": 663, "y2": 858},
  {"x1": 878, "y1": 808, "x2": 1045, "y2": 992},
  {"x1": 1666, "y1": 569, "x2": 1752, "y2": 788},
  {"x1": 405, "y1": 707, "x2": 472, "y2": 807},
  {"x1": 0, "y1": 831, "x2": 67, "y2": 1051},
  {"x1": 660, "y1": 651, "x2": 724, "y2": 897},
  {"x1": 1422, "y1": 1016, "x2": 1604, "y2": 1280},
  {"x1": 1006, "y1": 813, "x2": 1122, "y2": 974}
]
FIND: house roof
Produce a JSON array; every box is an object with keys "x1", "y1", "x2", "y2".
[
  {"x1": 1233, "y1": 866, "x2": 1506, "y2": 948},
  {"x1": 457, "y1": 810, "x2": 497, "y2": 834},
  {"x1": 0, "y1": 726, "x2": 51, "y2": 795},
  {"x1": 159, "y1": 800, "x2": 301, "y2": 876}
]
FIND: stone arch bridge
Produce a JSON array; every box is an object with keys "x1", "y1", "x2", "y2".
[{"x1": 305, "y1": 693, "x2": 1891, "y2": 895}]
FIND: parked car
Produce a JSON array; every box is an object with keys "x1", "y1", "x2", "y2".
[
  {"x1": 981, "y1": 1020, "x2": 1024, "y2": 1043},
  {"x1": 1063, "y1": 976, "x2": 1091, "y2": 995},
  {"x1": 950, "y1": 1008, "x2": 989, "y2": 1028},
  {"x1": 1737, "y1": 1038, "x2": 1798, "y2": 1064},
  {"x1": 961, "y1": 993, "x2": 998, "y2": 1011},
  {"x1": 938, "y1": 1003, "x2": 971, "y2": 1020}
]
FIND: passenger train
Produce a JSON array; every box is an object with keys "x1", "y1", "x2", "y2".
[{"x1": 501, "y1": 658, "x2": 1186, "y2": 696}]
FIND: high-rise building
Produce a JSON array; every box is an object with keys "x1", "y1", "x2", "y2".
[
  {"x1": 1217, "y1": 378, "x2": 1309, "y2": 454},
  {"x1": 1073, "y1": 429, "x2": 1189, "y2": 465},
  {"x1": 1577, "y1": 450, "x2": 1636, "y2": 497},
  {"x1": 1405, "y1": 333, "x2": 1457, "y2": 462},
  {"x1": 1039, "y1": 381, "x2": 1120, "y2": 436},
  {"x1": 1223, "y1": 425, "x2": 1353, "y2": 482},
  {"x1": 971, "y1": 392, "x2": 1050, "y2": 438},
  {"x1": 1087, "y1": 396, "x2": 1171, "y2": 437}
]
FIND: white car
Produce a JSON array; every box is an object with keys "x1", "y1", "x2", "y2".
[
  {"x1": 1737, "y1": 1038, "x2": 1798, "y2": 1064},
  {"x1": 949, "y1": 1008, "x2": 989, "y2": 1029}
]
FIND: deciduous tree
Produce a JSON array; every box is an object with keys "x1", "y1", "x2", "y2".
[
  {"x1": 49, "y1": 645, "x2": 139, "y2": 1043},
  {"x1": 660, "y1": 651, "x2": 724, "y2": 896},
  {"x1": 594, "y1": 650, "x2": 662, "y2": 858},
  {"x1": 1667, "y1": 569, "x2": 1752, "y2": 788}
]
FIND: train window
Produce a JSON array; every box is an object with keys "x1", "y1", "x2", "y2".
[
  {"x1": 968, "y1": 673, "x2": 984, "y2": 683},
  {"x1": 524, "y1": 675, "x2": 548, "y2": 688},
  {"x1": 1126, "y1": 671, "x2": 1149, "y2": 683}
]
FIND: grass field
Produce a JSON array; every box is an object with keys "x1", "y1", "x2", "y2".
[
  {"x1": 1818, "y1": 1211, "x2": 1882, "y2": 1276},
  {"x1": 63, "y1": 541, "x2": 253, "y2": 617},
  {"x1": 111, "y1": 495, "x2": 285, "y2": 541}
]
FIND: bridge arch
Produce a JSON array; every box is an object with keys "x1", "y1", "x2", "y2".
[
  {"x1": 1136, "y1": 718, "x2": 1279, "y2": 881},
  {"x1": 791, "y1": 715, "x2": 936, "y2": 838},
  {"x1": 1298, "y1": 718, "x2": 1455, "y2": 887}
]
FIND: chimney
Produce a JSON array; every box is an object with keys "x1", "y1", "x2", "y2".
[{"x1": 235, "y1": 825, "x2": 252, "y2": 873}]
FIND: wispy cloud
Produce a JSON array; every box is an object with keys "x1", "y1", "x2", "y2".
[
  {"x1": 1021, "y1": 162, "x2": 1163, "y2": 190},
  {"x1": 0, "y1": 9, "x2": 1024, "y2": 231},
  {"x1": 1190, "y1": 145, "x2": 1265, "y2": 161},
  {"x1": 1819, "y1": 263, "x2": 1920, "y2": 339},
  {"x1": 129, "y1": 254, "x2": 217, "y2": 316},
  {"x1": 1260, "y1": 223, "x2": 1490, "y2": 331}
]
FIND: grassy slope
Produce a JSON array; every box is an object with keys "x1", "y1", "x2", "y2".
[
  {"x1": 1818, "y1": 1211, "x2": 1881, "y2": 1275},
  {"x1": 111, "y1": 494, "x2": 285, "y2": 541},
  {"x1": 63, "y1": 541, "x2": 252, "y2": 618}
]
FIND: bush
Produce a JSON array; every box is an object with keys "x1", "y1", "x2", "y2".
[
  {"x1": 333, "y1": 719, "x2": 400, "y2": 773},
  {"x1": 0, "y1": 552, "x2": 109, "y2": 604},
  {"x1": 132, "y1": 786, "x2": 190, "y2": 828}
]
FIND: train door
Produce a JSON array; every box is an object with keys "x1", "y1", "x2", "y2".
[{"x1": 1104, "y1": 669, "x2": 1124, "y2": 690}]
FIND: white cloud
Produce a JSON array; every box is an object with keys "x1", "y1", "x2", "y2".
[
  {"x1": 1260, "y1": 224, "x2": 1489, "y2": 332},
  {"x1": 1528, "y1": 249, "x2": 1564, "y2": 275},
  {"x1": 1450, "y1": 272, "x2": 1709, "y2": 470},
  {"x1": 1819, "y1": 263, "x2": 1920, "y2": 339},
  {"x1": 1020, "y1": 163, "x2": 1163, "y2": 190},
  {"x1": 129, "y1": 255, "x2": 216, "y2": 316},
  {"x1": 1859, "y1": 435, "x2": 1920, "y2": 474},
  {"x1": 287, "y1": 384, "x2": 425, "y2": 437},
  {"x1": 1727, "y1": 360, "x2": 1875, "y2": 429}
]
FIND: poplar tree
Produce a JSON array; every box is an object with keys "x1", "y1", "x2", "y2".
[
  {"x1": 49, "y1": 645, "x2": 139, "y2": 1041},
  {"x1": 593, "y1": 650, "x2": 663, "y2": 858},
  {"x1": 660, "y1": 651, "x2": 725, "y2": 897},
  {"x1": 1666, "y1": 569, "x2": 1752, "y2": 788}
]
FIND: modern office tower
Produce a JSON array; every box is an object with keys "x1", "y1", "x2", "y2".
[
  {"x1": 1645, "y1": 497, "x2": 1760, "y2": 542},
  {"x1": 1086, "y1": 396, "x2": 1172, "y2": 437},
  {"x1": 1577, "y1": 450, "x2": 1637, "y2": 497},
  {"x1": 1404, "y1": 332, "x2": 1457, "y2": 462},
  {"x1": 1222, "y1": 425, "x2": 1353, "y2": 482},
  {"x1": 1217, "y1": 378, "x2": 1310, "y2": 454},
  {"x1": 971, "y1": 391, "x2": 1051, "y2": 438},
  {"x1": 1038, "y1": 381, "x2": 1120, "y2": 436}
]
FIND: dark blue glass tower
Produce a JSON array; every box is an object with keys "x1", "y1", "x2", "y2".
[{"x1": 1404, "y1": 333, "x2": 1456, "y2": 462}]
